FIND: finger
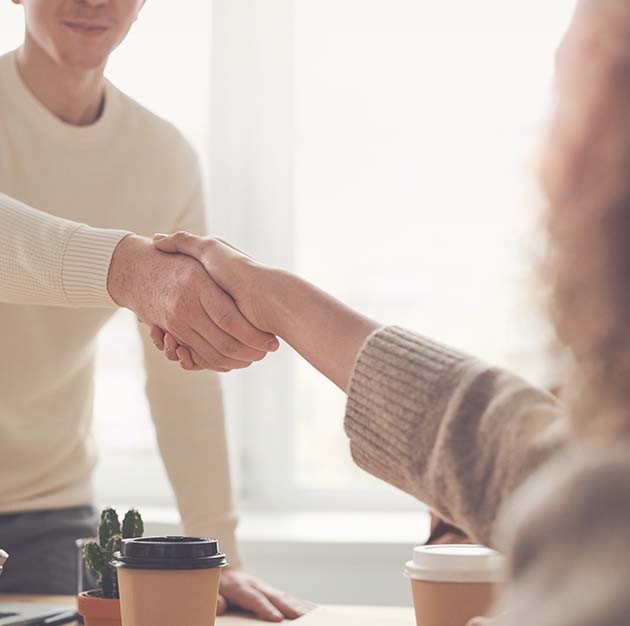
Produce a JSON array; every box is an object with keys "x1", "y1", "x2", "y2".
[
  {"x1": 166, "y1": 334, "x2": 225, "y2": 372},
  {"x1": 253, "y1": 583, "x2": 316, "y2": 619},
  {"x1": 149, "y1": 325, "x2": 165, "y2": 350},
  {"x1": 176, "y1": 346, "x2": 199, "y2": 371},
  {"x1": 177, "y1": 325, "x2": 254, "y2": 372},
  {"x1": 164, "y1": 333, "x2": 209, "y2": 371},
  {"x1": 193, "y1": 306, "x2": 268, "y2": 362},
  {"x1": 164, "y1": 333, "x2": 180, "y2": 362},
  {"x1": 216, "y1": 594, "x2": 228, "y2": 616},
  {"x1": 153, "y1": 231, "x2": 203, "y2": 256},
  {"x1": 230, "y1": 588, "x2": 283, "y2": 623},
  {"x1": 200, "y1": 288, "x2": 279, "y2": 353},
  {"x1": 266, "y1": 593, "x2": 314, "y2": 620},
  {"x1": 175, "y1": 344, "x2": 206, "y2": 370}
]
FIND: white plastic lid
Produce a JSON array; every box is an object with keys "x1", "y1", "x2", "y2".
[{"x1": 404, "y1": 544, "x2": 505, "y2": 583}]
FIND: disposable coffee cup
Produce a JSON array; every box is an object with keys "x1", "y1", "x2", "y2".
[
  {"x1": 404, "y1": 544, "x2": 504, "y2": 626},
  {"x1": 113, "y1": 536, "x2": 227, "y2": 626}
]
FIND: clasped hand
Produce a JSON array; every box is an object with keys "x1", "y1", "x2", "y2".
[
  {"x1": 108, "y1": 233, "x2": 276, "y2": 372},
  {"x1": 146, "y1": 232, "x2": 274, "y2": 372}
]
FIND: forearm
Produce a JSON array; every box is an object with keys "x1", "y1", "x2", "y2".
[
  {"x1": 265, "y1": 268, "x2": 380, "y2": 391},
  {"x1": 0, "y1": 191, "x2": 130, "y2": 306},
  {"x1": 344, "y1": 327, "x2": 570, "y2": 545},
  {"x1": 263, "y1": 266, "x2": 568, "y2": 541}
]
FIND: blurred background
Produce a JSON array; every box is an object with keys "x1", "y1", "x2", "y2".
[{"x1": 0, "y1": 0, "x2": 576, "y2": 606}]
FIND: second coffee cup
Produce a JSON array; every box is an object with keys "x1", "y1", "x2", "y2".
[
  {"x1": 405, "y1": 544, "x2": 504, "y2": 626},
  {"x1": 113, "y1": 536, "x2": 227, "y2": 626}
]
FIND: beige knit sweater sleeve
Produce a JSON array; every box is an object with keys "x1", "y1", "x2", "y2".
[
  {"x1": 0, "y1": 192, "x2": 130, "y2": 307},
  {"x1": 345, "y1": 326, "x2": 569, "y2": 546}
]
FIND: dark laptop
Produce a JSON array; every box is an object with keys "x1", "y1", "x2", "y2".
[{"x1": 0, "y1": 551, "x2": 76, "y2": 625}]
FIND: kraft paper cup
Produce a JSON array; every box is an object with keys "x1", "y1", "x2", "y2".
[
  {"x1": 113, "y1": 536, "x2": 227, "y2": 626},
  {"x1": 404, "y1": 544, "x2": 504, "y2": 626}
]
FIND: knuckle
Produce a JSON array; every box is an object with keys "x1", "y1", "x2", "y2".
[
  {"x1": 165, "y1": 299, "x2": 185, "y2": 326},
  {"x1": 216, "y1": 306, "x2": 237, "y2": 330},
  {"x1": 205, "y1": 356, "x2": 226, "y2": 372},
  {"x1": 217, "y1": 336, "x2": 241, "y2": 358},
  {"x1": 192, "y1": 354, "x2": 209, "y2": 370}
]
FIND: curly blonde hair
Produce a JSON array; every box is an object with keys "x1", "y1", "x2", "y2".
[{"x1": 542, "y1": 0, "x2": 630, "y2": 437}]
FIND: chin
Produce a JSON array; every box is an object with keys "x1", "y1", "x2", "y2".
[{"x1": 57, "y1": 49, "x2": 110, "y2": 71}]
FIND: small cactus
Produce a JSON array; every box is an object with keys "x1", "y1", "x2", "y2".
[
  {"x1": 122, "y1": 509, "x2": 144, "y2": 539},
  {"x1": 83, "y1": 508, "x2": 143, "y2": 599},
  {"x1": 99, "y1": 508, "x2": 121, "y2": 548}
]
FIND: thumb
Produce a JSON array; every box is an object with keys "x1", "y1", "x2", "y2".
[{"x1": 152, "y1": 231, "x2": 203, "y2": 256}]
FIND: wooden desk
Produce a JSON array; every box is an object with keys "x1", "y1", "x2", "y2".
[{"x1": 0, "y1": 595, "x2": 415, "y2": 625}]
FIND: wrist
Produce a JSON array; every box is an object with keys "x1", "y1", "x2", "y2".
[
  {"x1": 107, "y1": 234, "x2": 150, "y2": 310},
  {"x1": 256, "y1": 266, "x2": 298, "y2": 338}
]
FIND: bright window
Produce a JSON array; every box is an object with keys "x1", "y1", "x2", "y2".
[
  {"x1": 289, "y1": 0, "x2": 576, "y2": 492},
  {"x1": 210, "y1": 0, "x2": 576, "y2": 508}
]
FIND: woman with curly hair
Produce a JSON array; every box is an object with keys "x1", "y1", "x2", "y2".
[{"x1": 151, "y1": 0, "x2": 630, "y2": 622}]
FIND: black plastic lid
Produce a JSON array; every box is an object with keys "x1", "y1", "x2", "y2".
[{"x1": 112, "y1": 536, "x2": 228, "y2": 571}]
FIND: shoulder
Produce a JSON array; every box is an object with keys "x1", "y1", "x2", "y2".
[{"x1": 108, "y1": 83, "x2": 200, "y2": 170}]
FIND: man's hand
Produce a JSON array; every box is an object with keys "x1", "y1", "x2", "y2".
[
  {"x1": 150, "y1": 232, "x2": 281, "y2": 370},
  {"x1": 153, "y1": 233, "x2": 278, "y2": 332},
  {"x1": 218, "y1": 569, "x2": 315, "y2": 622},
  {"x1": 107, "y1": 234, "x2": 278, "y2": 371}
]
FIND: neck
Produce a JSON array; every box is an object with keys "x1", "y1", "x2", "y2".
[{"x1": 16, "y1": 35, "x2": 106, "y2": 126}]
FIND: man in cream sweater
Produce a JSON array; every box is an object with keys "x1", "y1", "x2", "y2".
[{"x1": 0, "y1": 0, "x2": 307, "y2": 621}]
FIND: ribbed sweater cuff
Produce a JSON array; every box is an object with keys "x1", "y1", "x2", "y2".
[
  {"x1": 182, "y1": 515, "x2": 241, "y2": 569},
  {"x1": 344, "y1": 326, "x2": 466, "y2": 492},
  {"x1": 62, "y1": 225, "x2": 131, "y2": 307}
]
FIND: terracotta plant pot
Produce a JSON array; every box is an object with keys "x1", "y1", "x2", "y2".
[{"x1": 78, "y1": 590, "x2": 122, "y2": 626}]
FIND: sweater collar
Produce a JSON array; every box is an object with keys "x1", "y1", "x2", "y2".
[{"x1": 0, "y1": 49, "x2": 122, "y2": 150}]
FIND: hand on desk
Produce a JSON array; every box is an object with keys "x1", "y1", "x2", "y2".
[{"x1": 218, "y1": 569, "x2": 315, "y2": 622}]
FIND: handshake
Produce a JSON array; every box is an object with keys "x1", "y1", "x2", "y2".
[
  {"x1": 108, "y1": 232, "x2": 282, "y2": 372},
  {"x1": 109, "y1": 232, "x2": 377, "y2": 389}
]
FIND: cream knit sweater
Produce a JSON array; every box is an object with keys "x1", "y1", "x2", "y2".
[{"x1": 0, "y1": 51, "x2": 239, "y2": 564}]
